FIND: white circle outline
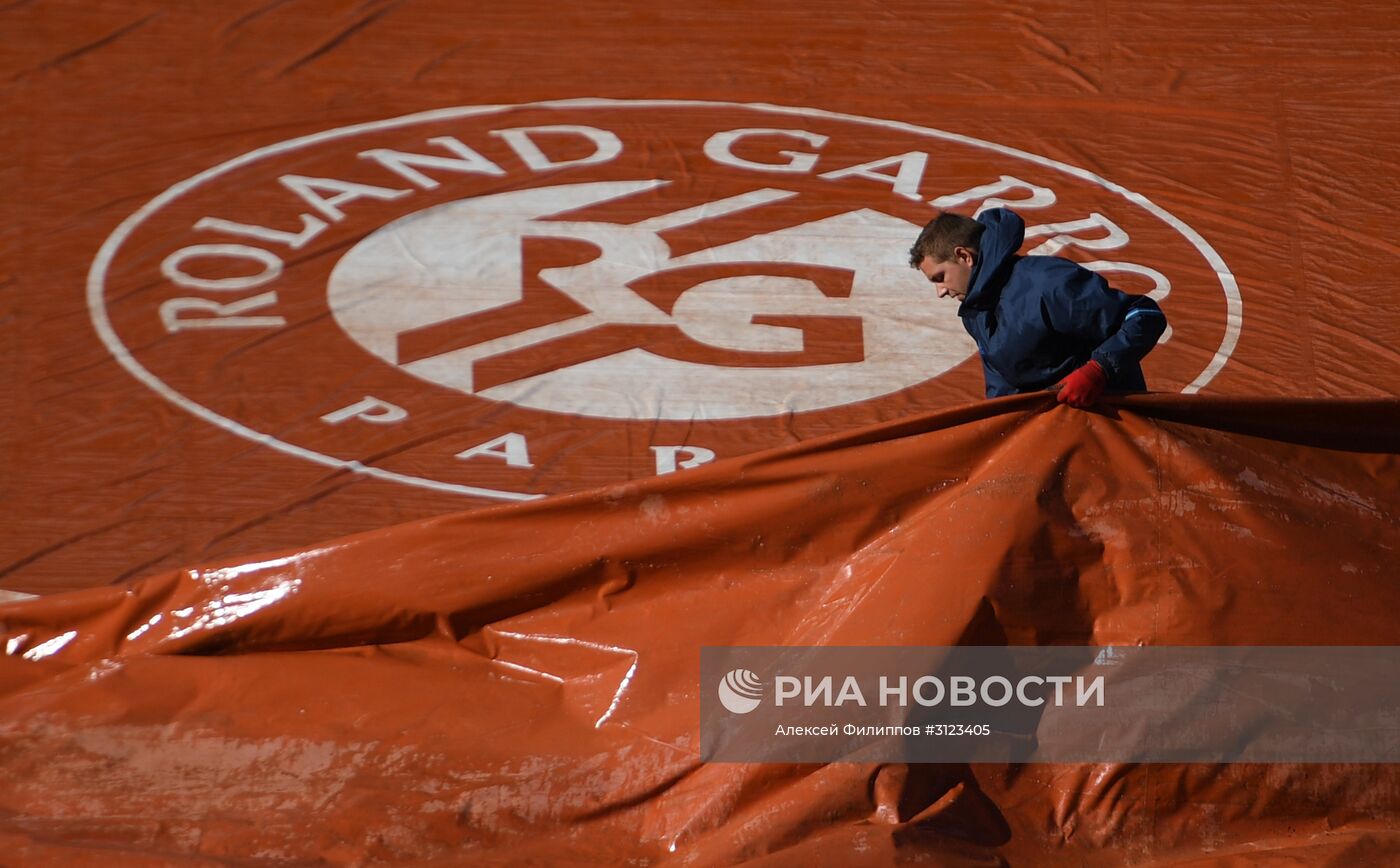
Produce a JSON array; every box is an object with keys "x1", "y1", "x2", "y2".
[{"x1": 88, "y1": 98, "x2": 1242, "y2": 502}]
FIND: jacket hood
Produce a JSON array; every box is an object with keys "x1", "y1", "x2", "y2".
[{"x1": 960, "y1": 208, "x2": 1025, "y2": 312}]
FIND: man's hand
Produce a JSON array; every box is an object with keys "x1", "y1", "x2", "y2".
[{"x1": 1057, "y1": 360, "x2": 1107, "y2": 408}]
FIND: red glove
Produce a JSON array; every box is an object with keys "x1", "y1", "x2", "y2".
[{"x1": 1056, "y1": 360, "x2": 1107, "y2": 408}]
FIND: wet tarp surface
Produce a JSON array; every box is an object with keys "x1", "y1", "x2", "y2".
[
  {"x1": 4, "y1": 396, "x2": 1400, "y2": 864},
  {"x1": 4, "y1": 0, "x2": 1400, "y2": 864}
]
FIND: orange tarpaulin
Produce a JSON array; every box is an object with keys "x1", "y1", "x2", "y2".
[
  {"x1": 8, "y1": 1, "x2": 1400, "y2": 863},
  {"x1": 4, "y1": 396, "x2": 1398, "y2": 864}
]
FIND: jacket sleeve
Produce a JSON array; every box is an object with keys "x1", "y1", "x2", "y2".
[
  {"x1": 1039, "y1": 262, "x2": 1167, "y2": 381},
  {"x1": 981, "y1": 351, "x2": 1018, "y2": 398}
]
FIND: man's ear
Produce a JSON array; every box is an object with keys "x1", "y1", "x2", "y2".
[{"x1": 954, "y1": 246, "x2": 976, "y2": 266}]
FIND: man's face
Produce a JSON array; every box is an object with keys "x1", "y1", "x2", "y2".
[{"x1": 918, "y1": 247, "x2": 976, "y2": 301}]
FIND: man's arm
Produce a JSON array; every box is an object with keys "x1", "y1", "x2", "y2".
[{"x1": 1039, "y1": 261, "x2": 1168, "y2": 382}]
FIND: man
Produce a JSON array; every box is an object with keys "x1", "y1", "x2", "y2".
[{"x1": 909, "y1": 208, "x2": 1167, "y2": 407}]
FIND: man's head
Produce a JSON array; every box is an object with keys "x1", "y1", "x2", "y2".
[{"x1": 909, "y1": 212, "x2": 983, "y2": 301}]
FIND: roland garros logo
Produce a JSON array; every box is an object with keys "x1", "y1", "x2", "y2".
[{"x1": 89, "y1": 99, "x2": 1239, "y2": 501}]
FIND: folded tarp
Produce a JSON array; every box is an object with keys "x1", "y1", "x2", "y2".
[{"x1": 3, "y1": 395, "x2": 1398, "y2": 865}]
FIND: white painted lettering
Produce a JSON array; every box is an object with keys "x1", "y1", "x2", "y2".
[
  {"x1": 703, "y1": 128, "x2": 828, "y2": 173},
  {"x1": 359, "y1": 136, "x2": 506, "y2": 189},
  {"x1": 1081, "y1": 260, "x2": 1171, "y2": 302},
  {"x1": 160, "y1": 292, "x2": 286, "y2": 333},
  {"x1": 652, "y1": 445, "x2": 716, "y2": 475},
  {"x1": 929, "y1": 175, "x2": 1057, "y2": 215},
  {"x1": 320, "y1": 396, "x2": 408, "y2": 425},
  {"x1": 279, "y1": 174, "x2": 411, "y2": 222},
  {"x1": 819, "y1": 151, "x2": 929, "y2": 200},
  {"x1": 1025, "y1": 212, "x2": 1129, "y2": 256},
  {"x1": 161, "y1": 243, "x2": 283, "y2": 291},
  {"x1": 455, "y1": 432, "x2": 533, "y2": 467},
  {"x1": 194, "y1": 214, "x2": 327, "y2": 250},
  {"x1": 491, "y1": 124, "x2": 622, "y2": 171}
]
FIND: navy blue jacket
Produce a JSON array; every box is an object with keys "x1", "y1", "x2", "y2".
[{"x1": 959, "y1": 209, "x2": 1167, "y2": 397}]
